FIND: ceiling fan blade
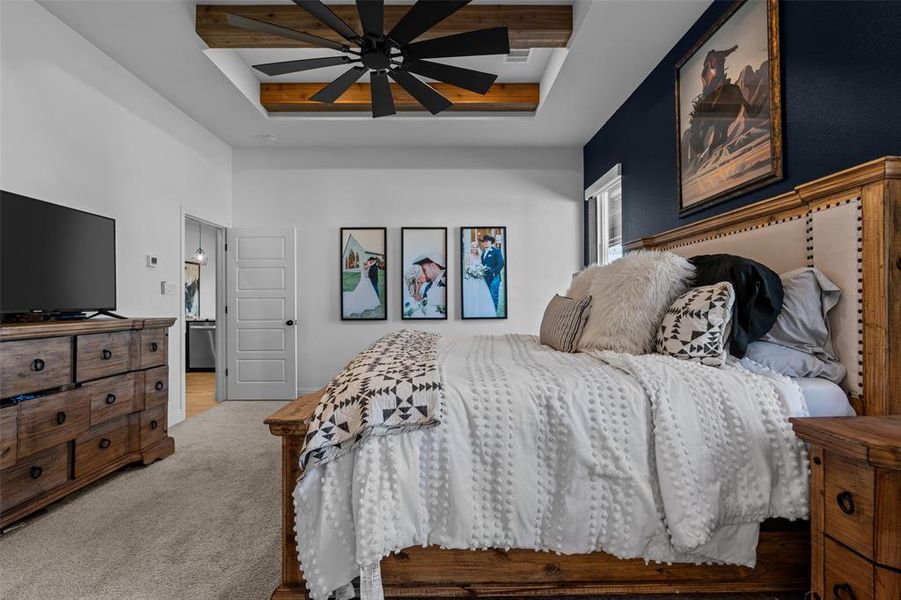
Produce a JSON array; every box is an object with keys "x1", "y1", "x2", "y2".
[
  {"x1": 370, "y1": 71, "x2": 396, "y2": 118},
  {"x1": 403, "y1": 59, "x2": 496, "y2": 94},
  {"x1": 253, "y1": 56, "x2": 353, "y2": 77},
  {"x1": 311, "y1": 66, "x2": 367, "y2": 103},
  {"x1": 387, "y1": 0, "x2": 470, "y2": 47},
  {"x1": 292, "y1": 0, "x2": 360, "y2": 42},
  {"x1": 226, "y1": 13, "x2": 348, "y2": 52},
  {"x1": 404, "y1": 27, "x2": 510, "y2": 59},
  {"x1": 356, "y1": 0, "x2": 384, "y2": 38},
  {"x1": 388, "y1": 69, "x2": 452, "y2": 115}
]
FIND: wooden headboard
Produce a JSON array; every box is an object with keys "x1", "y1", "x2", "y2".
[{"x1": 626, "y1": 156, "x2": 900, "y2": 417}]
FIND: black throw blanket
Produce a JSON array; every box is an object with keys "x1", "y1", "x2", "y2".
[{"x1": 689, "y1": 254, "x2": 784, "y2": 358}]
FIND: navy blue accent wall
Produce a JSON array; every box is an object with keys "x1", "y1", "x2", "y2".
[{"x1": 583, "y1": 0, "x2": 901, "y2": 261}]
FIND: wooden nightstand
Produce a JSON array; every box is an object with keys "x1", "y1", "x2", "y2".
[{"x1": 791, "y1": 416, "x2": 901, "y2": 600}]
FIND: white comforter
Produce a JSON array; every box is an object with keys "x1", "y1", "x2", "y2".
[{"x1": 293, "y1": 335, "x2": 809, "y2": 600}]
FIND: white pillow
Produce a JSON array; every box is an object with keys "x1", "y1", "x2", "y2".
[
  {"x1": 655, "y1": 282, "x2": 736, "y2": 367},
  {"x1": 567, "y1": 251, "x2": 694, "y2": 354}
]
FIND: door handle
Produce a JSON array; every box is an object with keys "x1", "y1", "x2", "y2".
[{"x1": 286, "y1": 320, "x2": 296, "y2": 326}]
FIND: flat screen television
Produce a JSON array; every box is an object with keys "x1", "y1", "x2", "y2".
[{"x1": 1, "y1": 191, "x2": 116, "y2": 315}]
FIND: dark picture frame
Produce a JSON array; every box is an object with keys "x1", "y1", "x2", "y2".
[
  {"x1": 340, "y1": 227, "x2": 387, "y2": 321},
  {"x1": 401, "y1": 227, "x2": 448, "y2": 321},
  {"x1": 460, "y1": 226, "x2": 507, "y2": 320},
  {"x1": 184, "y1": 261, "x2": 200, "y2": 320},
  {"x1": 675, "y1": 0, "x2": 782, "y2": 215}
]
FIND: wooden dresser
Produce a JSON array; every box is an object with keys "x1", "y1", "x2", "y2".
[
  {"x1": 791, "y1": 416, "x2": 901, "y2": 600},
  {"x1": 0, "y1": 317, "x2": 176, "y2": 528}
]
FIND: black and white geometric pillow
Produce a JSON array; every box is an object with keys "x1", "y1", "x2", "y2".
[{"x1": 654, "y1": 282, "x2": 736, "y2": 367}]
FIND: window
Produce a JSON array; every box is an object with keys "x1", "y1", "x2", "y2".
[{"x1": 585, "y1": 165, "x2": 622, "y2": 265}]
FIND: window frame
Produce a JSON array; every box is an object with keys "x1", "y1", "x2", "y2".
[{"x1": 585, "y1": 164, "x2": 622, "y2": 265}]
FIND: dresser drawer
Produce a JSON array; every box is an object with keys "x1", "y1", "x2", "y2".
[
  {"x1": 142, "y1": 366, "x2": 169, "y2": 409},
  {"x1": 825, "y1": 537, "x2": 874, "y2": 600},
  {"x1": 0, "y1": 337, "x2": 72, "y2": 398},
  {"x1": 76, "y1": 331, "x2": 132, "y2": 382},
  {"x1": 825, "y1": 450, "x2": 876, "y2": 559},
  {"x1": 0, "y1": 444, "x2": 68, "y2": 511},
  {"x1": 139, "y1": 405, "x2": 167, "y2": 448},
  {"x1": 0, "y1": 406, "x2": 17, "y2": 469},
  {"x1": 876, "y1": 565, "x2": 901, "y2": 600},
  {"x1": 85, "y1": 373, "x2": 136, "y2": 426},
  {"x1": 875, "y1": 468, "x2": 901, "y2": 569},
  {"x1": 138, "y1": 329, "x2": 167, "y2": 369},
  {"x1": 74, "y1": 415, "x2": 130, "y2": 478},
  {"x1": 18, "y1": 388, "x2": 91, "y2": 457}
]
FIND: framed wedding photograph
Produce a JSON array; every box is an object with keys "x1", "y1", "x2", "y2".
[
  {"x1": 401, "y1": 227, "x2": 448, "y2": 320},
  {"x1": 675, "y1": 0, "x2": 782, "y2": 215},
  {"x1": 340, "y1": 227, "x2": 387, "y2": 320},
  {"x1": 460, "y1": 226, "x2": 507, "y2": 320}
]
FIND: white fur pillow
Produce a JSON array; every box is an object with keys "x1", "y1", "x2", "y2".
[{"x1": 567, "y1": 251, "x2": 695, "y2": 354}]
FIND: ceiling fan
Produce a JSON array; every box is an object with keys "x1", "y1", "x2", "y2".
[{"x1": 226, "y1": 0, "x2": 510, "y2": 118}]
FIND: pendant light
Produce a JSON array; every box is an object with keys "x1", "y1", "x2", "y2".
[{"x1": 193, "y1": 219, "x2": 208, "y2": 265}]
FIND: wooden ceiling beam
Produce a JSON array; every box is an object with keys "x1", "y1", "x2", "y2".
[
  {"x1": 260, "y1": 82, "x2": 539, "y2": 112},
  {"x1": 196, "y1": 5, "x2": 572, "y2": 49}
]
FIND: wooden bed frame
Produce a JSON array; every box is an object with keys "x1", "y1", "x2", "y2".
[{"x1": 265, "y1": 157, "x2": 900, "y2": 599}]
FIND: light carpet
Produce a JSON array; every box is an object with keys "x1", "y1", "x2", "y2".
[
  {"x1": 0, "y1": 400, "x2": 801, "y2": 600},
  {"x1": 1, "y1": 400, "x2": 286, "y2": 600}
]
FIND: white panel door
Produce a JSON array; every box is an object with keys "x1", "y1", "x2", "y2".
[{"x1": 226, "y1": 228, "x2": 297, "y2": 400}]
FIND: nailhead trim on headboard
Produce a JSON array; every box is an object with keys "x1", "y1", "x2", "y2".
[
  {"x1": 805, "y1": 212, "x2": 814, "y2": 267},
  {"x1": 663, "y1": 213, "x2": 807, "y2": 251},
  {"x1": 855, "y1": 198, "x2": 864, "y2": 396}
]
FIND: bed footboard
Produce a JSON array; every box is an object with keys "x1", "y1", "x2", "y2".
[
  {"x1": 266, "y1": 391, "x2": 322, "y2": 600},
  {"x1": 265, "y1": 392, "x2": 809, "y2": 600}
]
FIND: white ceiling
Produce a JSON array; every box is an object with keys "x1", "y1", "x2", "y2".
[{"x1": 38, "y1": 0, "x2": 711, "y2": 148}]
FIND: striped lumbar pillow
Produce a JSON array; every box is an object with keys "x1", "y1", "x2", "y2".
[{"x1": 539, "y1": 294, "x2": 593, "y2": 352}]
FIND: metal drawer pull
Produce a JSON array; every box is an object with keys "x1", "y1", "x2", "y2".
[
  {"x1": 31, "y1": 358, "x2": 45, "y2": 372},
  {"x1": 105, "y1": 393, "x2": 117, "y2": 405},
  {"x1": 833, "y1": 582, "x2": 855, "y2": 600},
  {"x1": 99, "y1": 438, "x2": 111, "y2": 449},
  {"x1": 56, "y1": 411, "x2": 67, "y2": 425},
  {"x1": 30, "y1": 466, "x2": 43, "y2": 479},
  {"x1": 149, "y1": 342, "x2": 158, "y2": 352},
  {"x1": 150, "y1": 420, "x2": 159, "y2": 430},
  {"x1": 836, "y1": 490, "x2": 855, "y2": 515},
  {"x1": 155, "y1": 381, "x2": 164, "y2": 391},
  {"x1": 101, "y1": 349, "x2": 112, "y2": 360}
]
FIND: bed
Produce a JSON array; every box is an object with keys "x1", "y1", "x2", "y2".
[{"x1": 265, "y1": 156, "x2": 900, "y2": 599}]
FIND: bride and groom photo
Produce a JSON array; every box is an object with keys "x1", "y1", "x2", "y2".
[
  {"x1": 402, "y1": 228, "x2": 448, "y2": 320},
  {"x1": 340, "y1": 226, "x2": 505, "y2": 320},
  {"x1": 461, "y1": 227, "x2": 506, "y2": 319},
  {"x1": 341, "y1": 228, "x2": 386, "y2": 320}
]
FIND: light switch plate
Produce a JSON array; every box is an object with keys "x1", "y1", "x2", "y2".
[
  {"x1": 160, "y1": 281, "x2": 178, "y2": 295},
  {"x1": 146, "y1": 254, "x2": 159, "y2": 268}
]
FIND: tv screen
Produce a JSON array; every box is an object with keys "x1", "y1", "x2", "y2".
[{"x1": 1, "y1": 191, "x2": 116, "y2": 314}]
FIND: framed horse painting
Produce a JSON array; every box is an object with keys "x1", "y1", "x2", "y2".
[{"x1": 675, "y1": 0, "x2": 782, "y2": 215}]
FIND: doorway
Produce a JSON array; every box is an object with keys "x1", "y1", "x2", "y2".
[{"x1": 183, "y1": 215, "x2": 226, "y2": 419}]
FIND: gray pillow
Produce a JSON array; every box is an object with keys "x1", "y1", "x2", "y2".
[
  {"x1": 746, "y1": 267, "x2": 846, "y2": 384},
  {"x1": 745, "y1": 341, "x2": 847, "y2": 383},
  {"x1": 539, "y1": 294, "x2": 592, "y2": 353},
  {"x1": 761, "y1": 267, "x2": 841, "y2": 358}
]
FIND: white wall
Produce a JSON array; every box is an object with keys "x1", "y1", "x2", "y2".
[
  {"x1": 184, "y1": 219, "x2": 218, "y2": 320},
  {"x1": 0, "y1": 0, "x2": 232, "y2": 425},
  {"x1": 232, "y1": 147, "x2": 582, "y2": 393}
]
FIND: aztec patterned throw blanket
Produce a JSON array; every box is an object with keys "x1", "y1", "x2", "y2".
[{"x1": 300, "y1": 329, "x2": 444, "y2": 475}]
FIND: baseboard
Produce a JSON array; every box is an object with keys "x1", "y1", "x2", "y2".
[
  {"x1": 296, "y1": 387, "x2": 321, "y2": 396},
  {"x1": 168, "y1": 407, "x2": 186, "y2": 427}
]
